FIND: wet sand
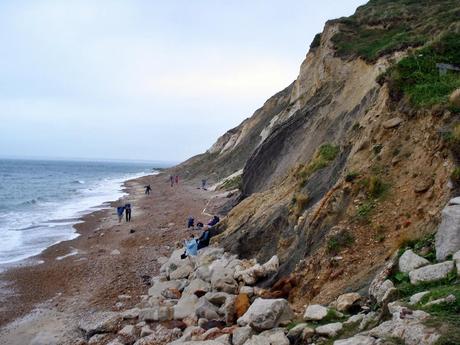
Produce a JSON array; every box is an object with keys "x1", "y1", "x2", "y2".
[{"x1": 0, "y1": 173, "x2": 226, "y2": 345}]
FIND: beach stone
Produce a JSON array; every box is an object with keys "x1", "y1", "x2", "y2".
[
  {"x1": 399, "y1": 249, "x2": 430, "y2": 273},
  {"x1": 211, "y1": 268, "x2": 238, "y2": 294},
  {"x1": 343, "y1": 313, "x2": 365, "y2": 325},
  {"x1": 195, "y1": 297, "x2": 220, "y2": 320},
  {"x1": 162, "y1": 287, "x2": 182, "y2": 300},
  {"x1": 333, "y1": 335, "x2": 377, "y2": 345},
  {"x1": 196, "y1": 247, "x2": 225, "y2": 267},
  {"x1": 303, "y1": 304, "x2": 328, "y2": 321},
  {"x1": 107, "y1": 339, "x2": 125, "y2": 345},
  {"x1": 315, "y1": 322, "x2": 343, "y2": 337},
  {"x1": 409, "y1": 291, "x2": 430, "y2": 305},
  {"x1": 118, "y1": 325, "x2": 137, "y2": 343},
  {"x1": 336, "y1": 292, "x2": 361, "y2": 312},
  {"x1": 239, "y1": 286, "x2": 254, "y2": 297},
  {"x1": 371, "y1": 279, "x2": 395, "y2": 304},
  {"x1": 148, "y1": 279, "x2": 185, "y2": 298},
  {"x1": 237, "y1": 298, "x2": 293, "y2": 331},
  {"x1": 206, "y1": 292, "x2": 230, "y2": 306},
  {"x1": 383, "y1": 117, "x2": 403, "y2": 129},
  {"x1": 287, "y1": 323, "x2": 309, "y2": 339},
  {"x1": 194, "y1": 265, "x2": 212, "y2": 282},
  {"x1": 368, "y1": 253, "x2": 398, "y2": 302},
  {"x1": 140, "y1": 325, "x2": 154, "y2": 337},
  {"x1": 111, "y1": 249, "x2": 121, "y2": 255},
  {"x1": 234, "y1": 294, "x2": 250, "y2": 319},
  {"x1": 174, "y1": 295, "x2": 199, "y2": 320},
  {"x1": 435, "y1": 205, "x2": 460, "y2": 260},
  {"x1": 182, "y1": 279, "x2": 211, "y2": 297},
  {"x1": 88, "y1": 334, "x2": 111, "y2": 345},
  {"x1": 139, "y1": 306, "x2": 174, "y2": 321},
  {"x1": 232, "y1": 326, "x2": 253, "y2": 345},
  {"x1": 359, "y1": 311, "x2": 378, "y2": 331},
  {"x1": 121, "y1": 308, "x2": 140, "y2": 319},
  {"x1": 218, "y1": 294, "x2": 236, "y2": 325},
  {"x1": 79, "y1": 312, "x2": 121, "y2": 338},
  {"x1": 409, "y1": 261, "x2": 454, "y2": 284},
  {"x1": 170, "y1": 264, "x2": 194, "y2": 280},
  {"x1": 134, "y1": 325, "x2": 182, "y2": 345}
]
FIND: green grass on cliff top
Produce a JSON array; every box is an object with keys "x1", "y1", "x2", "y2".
[{"x1": 331, "y1": 0, "x2": 460, "y2": 61}]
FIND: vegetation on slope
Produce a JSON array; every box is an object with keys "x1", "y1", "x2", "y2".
[
  {"x1": 380, "y1": 33, "x2": 460, "y2": 108},
  {"x1": 331, "y1": 0, "x2": 460, "y2": 61}
]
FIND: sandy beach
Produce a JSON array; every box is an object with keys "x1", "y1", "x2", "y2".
[{"x1": 0, "y1": 173, "x2": 225, "y2": 345}]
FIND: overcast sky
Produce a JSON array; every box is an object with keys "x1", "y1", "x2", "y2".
[{"x1": 0, "y1": 0, "x2": 365, "y2": 163}]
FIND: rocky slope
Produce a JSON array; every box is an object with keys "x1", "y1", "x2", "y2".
[{"x1": 174, "y1": 0, "x2": 460, "y2": 310}]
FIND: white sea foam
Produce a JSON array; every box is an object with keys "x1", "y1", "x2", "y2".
[{"x1": 0, "y1": 170, "x2": 155, "y2": 265}]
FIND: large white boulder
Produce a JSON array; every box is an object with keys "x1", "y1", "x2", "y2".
[
  {"x1": 234, "y1": 256, "x2": 279, "y2": 285},
  {"x1": 170, "y1": 264, "x2": 194, "y2": 280},
  {"x1": 368, "y1": 253, "x2": 398, "y2": 303},
  {"x1": 182, "y1": 279, "x2": 211, "y2": 297},
  {"x1": 435, "y1": 204, "x2": 460, "y2": 261},
  {"x1": 173, "y1": 295, "x2": 199, "y2": 320},
  {"x1": 237, "y1": 298, "x2": 293, "y2": 331},
  {"x1": 148, "y1": 279, "x2": 185, "y2": 298},
  {"x1": 409, "y1": 291, "x2": 430, "y2": 305},
  {"x1": 232, "y1": 326, "x2": 254, "y2": 345},
  {"x1": 399, "y1": 250, "x2": 429, "y2": 273},
  {"x1": 409, "y1": 261, "x2": 454, "y2": 284},
  {"x1": 138, "y1": 306, "x2": 173, "y2": 321},
  {"x1": 303, "y1": 304, "x2": 328, "y2": 321},
  {"x1": 244, "y1": 328, "x2": 289, "y2": 345}
]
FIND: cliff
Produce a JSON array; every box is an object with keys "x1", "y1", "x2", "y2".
[{"x1": 175, "y1": 0, "x2": 460, "y2": 307}]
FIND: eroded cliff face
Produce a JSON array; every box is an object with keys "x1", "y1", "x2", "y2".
[{"x1": 175, "y1": 1, "x2": 459, "y2": 306}]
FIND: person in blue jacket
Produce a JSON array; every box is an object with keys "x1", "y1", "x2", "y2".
[{"x1": 116, "y1": 206, "x2": 125, "y2": 223}]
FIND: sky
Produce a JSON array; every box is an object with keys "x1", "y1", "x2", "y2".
[{"x1": 0, "y1": 0, "x2": 366, "y2": 163}]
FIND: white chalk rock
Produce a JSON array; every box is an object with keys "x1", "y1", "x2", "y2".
[
  {"x1": 409, "y1": 261, "x2": 454, "y2": 284},
  {"x1": 399, "y1": 249, "x2": 429, "y2": 273}
]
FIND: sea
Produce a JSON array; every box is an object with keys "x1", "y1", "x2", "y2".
[{"x1": 0, "y1": 159, "x2": 163, "y2": 265}]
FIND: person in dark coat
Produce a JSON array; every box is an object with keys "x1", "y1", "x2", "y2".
[
  {"x1": 197, "y1": 227, "x2": 211, "y2": 250},
  {"x1": 125, "y1": 203, "x2": 132, "y2": 222}
]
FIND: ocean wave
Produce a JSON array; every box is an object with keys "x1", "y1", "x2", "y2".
[{"x1": 71, "y1": 180, "x2": 85, "y2": 184}]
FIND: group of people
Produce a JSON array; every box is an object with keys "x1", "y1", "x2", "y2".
[
  {"x1": 116, "y1": 203, "x2": 132, "y2": 223},
  {"x1": 170, "y1": 175, "x2": 179, "y2": 187},
  {"x1": 181, "y1": 215, "x2": 220, "y2": 259}
]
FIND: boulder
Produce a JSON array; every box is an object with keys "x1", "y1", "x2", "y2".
[
  {"x1": 234, "y1": 256, "x2": 279, "y2": 285},
  {"x1": 140, "y1": 325, "x2": 154, "y2": 337},
  {"x1": 409, "y1": 261, "x2": 454, "y2": 284},
  {"x1": 359, "y1": 311, "x2": 378, "y2": 331},
  {"x1": 121, "y1": 308, "x2": 140, "y2": 319},
  {"x1": 107, "y1": 339, "x2": 124, "y2": 345},
  {"x1": 170, "y1": 265, "x2": 194, "y2": 280},
  {"x1": 232, "y1": 326, "x2": 253, "y2": 345},
  {"x1": 161, "y1": 249, "x2": 190, "y2": 277},
  {"x1": 333, "y1": 335, "x2": 377, "y2": 345},
  {"x1": 315, "y1": 322, "x2": 343, "y2": 337},
  {"x1": 195, "y1": 298, "x2": 220, "y2": 320},
  {"x1": 383, "y1": 117, "x2": 403, "y2": 129},
  {"x1": 371, "y1": 279, "x2": 395, "y2": 304},
  {"x1": 219, "y1": 294, "x2": 236, "y2": 325},
  {"x1": 78, "y1": 312, "x2": 121, "y2": 338},
  {"x1": 237, "y1": 298, "x2": 293, "y2": 331},
  {"x1": 182, "y1": 279, "x2": 211, "y2": 297},
  {"x1": 211, "y1": 268, "x2": 238, "y2": 294},
  {"x1": 162, "y1": 287, "x2": 182, "y2": 300},
  {"x1": 435, "y1": 205, "x2": 460, "y2": 260},
  {"x1": 454, "y1": 251, "x2": 460, "y2": 274},
  {"x1": 409, "y1": 291, "x2": 430, "y2": 305},
  {"x1": 135, "y1": 325, "x2": 182, "y2": 345},
  {"x1": 118, "y1": 325, "x2": 137, "y2": 343},
  {"x1": 239, "y1": 286, "x2": 254, "y2": 297},
  {"x1": 139, "y1": 306, "x2": 174, "y2": 321},
  {"x1": 174, "y1": 295, "x2": 199, "y2": 320},
  {"x1": 368, "y1": 253, "x2": 398, "y2": 303},
  {"x1": 196, "y1": 247, "x2": 225, "y2": 267},
  {"x1": 234, "y1": 294, "x2": 251, "y2": 319},
  {"x1": 148, "y1": 279, "x2": 185, "y2": 298},
  {"x1": 244, "y1": 329, "x2": 289, "y2": 345},
  {"x1": 399, "y1": 250, "x2": 430, "y2": 273},
  {"x1": 287, "y1": 323, "x2": 309, "y2": 339},
  {"x1": 206, "y1": 292, "x2": 231, "y2": 306},
  {"x1": 336, "y1": 292, "x2": 361, "y2": 312},
  {"x1": 303, "y1": 304, "x2": 328, "y2": 321},
  {"x1": 343, "y1": 313, "x2": 365, "y2": 325},
  {"x1": 368, "y1": 309, "x2": 439, "y2": 345},
  {"x1": 88, "y1": 334, "x2": 111, "y2": 345}
]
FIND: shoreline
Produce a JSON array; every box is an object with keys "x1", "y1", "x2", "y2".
[{"x1": 0, "y1": 172, "x2": 226, "y2": 344}]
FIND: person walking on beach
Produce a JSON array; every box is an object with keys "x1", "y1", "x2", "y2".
[
  {"x1": 116, "y1": 206, "x2": 125, "y2": 223},
  {"x1": 201, "y1": 179, "x2": 207, "y2": 190},
  {"x1": 124, "y1": 203, "x2": 132, "y2": 222},
  {"x1": 170, "y1": 175, "x2": 174, "y2": 187},
  {"x1": 175, "y1": 175, "x2": 179, "y2": 185},
  {"x1": 145, "y1": 185, "x2": 151, "y2": 195}
]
